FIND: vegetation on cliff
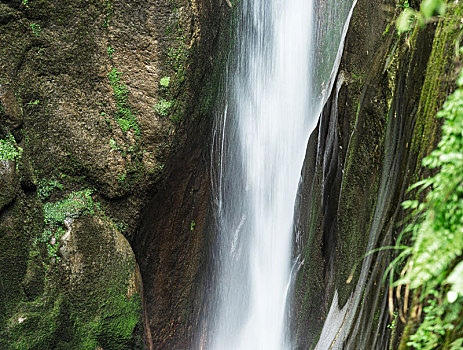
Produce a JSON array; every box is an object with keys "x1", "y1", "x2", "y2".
[
  {"x1": 0, "y1": 134, "x2": 22, "y2": 163},
  {"x1": 384, "y1": 1, "x2": 463, "y2": 348},
  {"x1": 395, "y1": 66, "x2": 463, "y2": 350},
  {"x1": 291, "y1": 0, "x2": 463, "y2": 348}
]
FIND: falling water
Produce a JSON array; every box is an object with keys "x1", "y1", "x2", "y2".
[{"x1": 208, "y1": 0, "x2": 355, "y2": 349}]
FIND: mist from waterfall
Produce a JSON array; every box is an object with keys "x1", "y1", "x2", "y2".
[{"x1": 208, "y1": 0, "x2": 355, "y2": 349}]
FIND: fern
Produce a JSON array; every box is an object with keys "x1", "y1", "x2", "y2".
[{"x1": 397, "y1": 69, "x2": 463, "y2": 349}]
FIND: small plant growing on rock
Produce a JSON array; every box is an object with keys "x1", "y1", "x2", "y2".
[
  {"x1": 107, "y1": 45, "x2": 115, "y2": 58},
  {"x1": 30, "y1": 23, "x2": 41, "y2": 37},
  {"x1": 396, "y1": 0, "x2": 446, "y2": 33},
  {"x1": 107, "y1": 68, "x2": 140, "y2": 135},
  {"x1": 109, "y1": 138, "x2": 121, "y2": 151},
  {"x1": 39, "y1": 189, "x2": 98, "y2": 260},
  {"x1": 160, "y1": 76, "x2": 171, "y2": 87},
  {"x1": 37, "y1": 178, "x2": 64, "y2": 200},
  {"x1": 154, "y1": 98, "x2": 173, "y2": 116},
  {"x1": 27, "y1": 99, "x2": 40, "y2": 106},
  {"x1": 0, "y1": 134, "x2": 22, "y2": 162},
  {"x1": 103, "y1": 0, "x2": 113, "y2": 27},
  {"x1": 118, "y1": 172, "x2": 127, "y2": 183}
]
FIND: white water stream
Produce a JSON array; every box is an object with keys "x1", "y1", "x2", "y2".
[{"x1": 208, "y1": 1, "x2": 355, "y2": 349}]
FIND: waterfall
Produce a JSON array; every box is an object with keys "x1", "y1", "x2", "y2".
[{"x1": 208, "y1": 0, "x2": 355, "y2": 349}]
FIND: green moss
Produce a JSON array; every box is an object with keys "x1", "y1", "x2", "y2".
[
  {"x1": 6, "y1": 289, "x2": 142, "y2": 350},
  {"x1": 39, "y1": 189, "x2": 98, "y2": 260},
  {"x1": 155, "y1": 4, "x2": 194, "y2": 124},
  {"x1": 42, "y1": 189, "x2": 96, "y2": 224},
  {"x1": 335, "y1": 103, "x2": 385, "y2": 306},
  {"x1": 82, "y1": 292, "x2": 142, "y2": 350},
  {"x1": 107, "y1": 68, "x2": 141, "y2": 136},
  {"x1": 21, "y1": 244, "x2": 46, "y2": 301},
  {"x1": 0, "y1": 195, "x2": 43, "y2": 335},
  {"x1": 292, "y1": 136, "x2": 327, "y2": 347},
  {"x1": 8, "y1": 296, "x2": 66, "y2": 350},
  {"x1": 166, "y1": 18, "x2": 189, "y2": 80},
  {"x1": 3, "y1": 213, "x2": 143, "y2": 349},
  {"x1": 409, "y1": 4, "x2": 463, "y2": 179}
]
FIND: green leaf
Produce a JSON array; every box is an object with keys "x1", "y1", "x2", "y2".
[
  {"x1": 446, "y1": 261, "x2": 463, "y2": 300},
  {"x1": 457, "y1": 71, "x2": 463, "y2": 87},
  {"x1": 402, "y1": 200, "x2": 419, "y2": 209},
  {"x1": 397, "y1": 8, "x2": 416, "y2": 34},
  {"x1": 450, "y1": 338, "x2": 463, "y2": 350},
  {"x1": 160, "y1": 76, "x2": 171, "y2": 87},
  {"x1": 420, "y1": 0, "x2": 446, "y2": 19},
  {"x1": 394, "y1": 62, "x2": 463, "y2": 348}
]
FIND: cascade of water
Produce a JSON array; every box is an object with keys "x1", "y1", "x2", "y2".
[{"x1": 208, "y1": 1, "x2": 355, "y2": 349}]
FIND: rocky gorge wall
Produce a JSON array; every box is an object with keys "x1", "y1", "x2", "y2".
[
  {"x1": 291, "y1": 0, "x2": 462, "y2": 349},
  {"x1": 1, "y1": 0, "x2": 461, "y2": 349},
  {"x1": 0, "y1": 0, "x2": 230, "y2": 348}
]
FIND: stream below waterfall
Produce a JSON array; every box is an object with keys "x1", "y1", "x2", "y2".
[{"x1": 207, "y1": 0, "x2": 355, "y2": 349}]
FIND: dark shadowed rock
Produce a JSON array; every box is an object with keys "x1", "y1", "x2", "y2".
[{"x1": 0, "y1": 160, "x2": 18, "y2": 212}]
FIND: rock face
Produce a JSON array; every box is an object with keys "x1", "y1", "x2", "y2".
[
  {"x1": 0, "y1": 160, "x2": 18, "y2": 211},
  {"x1": 0, "y1": 0, "x2": 230, "y2": 348},
  {"x1": 3, "y1": 209, "x2": 144, "y2": 349},
  {"x1": 290, "y1": 0, "x2": 462, "y2": 349},
  {"x1": 133, "y1": 0, "x2": 232, "y2": 346}
]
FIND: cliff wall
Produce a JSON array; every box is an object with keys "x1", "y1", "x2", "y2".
[
  {"x1": 0, "y1": 0, "x2": 230, "y2": 348},
  {"x1": 291, "y1": 0, "x2": 462, "y2": 348}
]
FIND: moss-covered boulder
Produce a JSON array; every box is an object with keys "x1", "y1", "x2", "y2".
[{"x1": 3, "y1": 211, "x2": 143, "y2": 350}]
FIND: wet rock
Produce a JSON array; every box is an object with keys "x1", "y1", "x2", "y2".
[
  {"x1": 0, "y1": 159, "x2": 18, "y2": 212},
  {"x1": 0, "y1": 88, "x2": 23, "y2": 131},
  {"x1": 0, "y1": 4, "x2": 16, "y2": 25},
  {"x1": 291, "y1": 0, "x2": 461, "y2": 348}
]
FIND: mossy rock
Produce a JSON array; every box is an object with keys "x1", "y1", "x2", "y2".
[
  {"x1": 0, "y1": 193, "x2": 42, "y2": 333},
  {"x1": 291, "y1": 0, "x2": 463, "y2": 349},
  {"x1": 3, "y1": 213, "x2": 144, "y2": 349},
  {"x1": 0, "y1": 160, "x2": 18, "y2": 212}
]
